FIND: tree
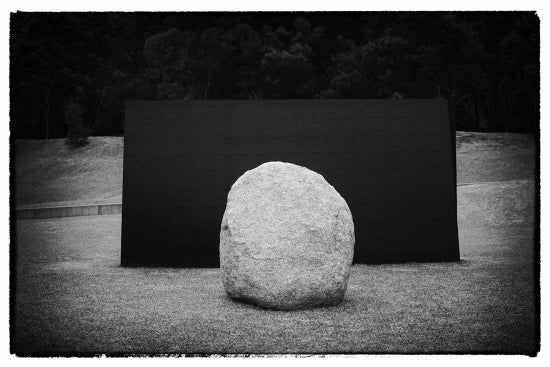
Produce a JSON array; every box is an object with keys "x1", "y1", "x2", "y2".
[
  {"x1": 143, "y1": 27, "x2": 197, "y2": 99},
  {"x1": 10, "y1": 12, "x2": 539, "y2": 136},
  {"x1": 64, "y1": 99, "x2": 91, "y2": 147},
  {"x1": 257, "y1": 19, "x2": 322, "y2": 98}
]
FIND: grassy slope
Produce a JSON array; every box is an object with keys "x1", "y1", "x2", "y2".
[
  {"x1": 14, "y1": 137, "x2": 123, "y2": 207},
  {"x1": 456, "y1": 132, "x2": 535, "y2": 184},
  {"x1": 13, "y1": 132, "x2": 537, "y2": 354},
  {"x1": 14, "y1": 132, "x2": 535, "y2": 206}
]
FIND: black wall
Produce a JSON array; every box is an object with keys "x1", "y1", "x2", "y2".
[{"x1": 122, "y1": 100, "x2": 459, "y2": 267}]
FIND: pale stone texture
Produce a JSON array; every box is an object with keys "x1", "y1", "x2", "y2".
[{"x1": 220, "y1": 161, "x2": 355, "y2": 310}]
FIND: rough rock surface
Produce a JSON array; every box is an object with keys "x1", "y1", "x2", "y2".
[{"x1": 220, "y1": 161, "x2": 355, "y2": 310}]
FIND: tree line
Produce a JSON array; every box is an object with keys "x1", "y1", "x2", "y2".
[{"x1": 10, "y1": 12, "x2": 539, "y2": 139}]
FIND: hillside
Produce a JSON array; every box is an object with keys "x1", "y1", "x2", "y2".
[
  {"x1": 14, "y1": 132, "x2": 535, "y2": 207},
  {"x1": 14, "y1": 137, "x2": 123, "y2": 207}
]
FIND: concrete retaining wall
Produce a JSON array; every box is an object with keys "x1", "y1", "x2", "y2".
[
  {"x1": 14, "y1": 182, "x2": 475, "y2": 220},
  {"x1": 16, "y1": 203, "x2": 122, "y2": 220}
]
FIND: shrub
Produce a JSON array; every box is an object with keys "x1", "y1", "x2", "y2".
[{"x1": 64, "y1": 100, "x2": 91, "y2": 147}]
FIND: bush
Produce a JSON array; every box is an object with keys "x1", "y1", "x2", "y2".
[{"x1": 64, "y1": 100, "x2": 91, "y2": 147}]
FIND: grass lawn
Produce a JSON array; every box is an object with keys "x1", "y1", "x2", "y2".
[
  {"x1": 14, "y1": 137, "x2": 123, "y2": 207},
  {"x1": 12, "y1": 132, "x2": 537, "y2": 355},
  {"x1": 14, "y1": 132, "x2": 535, "y2": 207}
]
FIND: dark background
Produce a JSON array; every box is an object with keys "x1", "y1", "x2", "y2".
[
  {"x1": 10, "y1": 12, "x2": 539, "y2": 139},
  {"x1": 122, "y1": 100, "x2": 459, "y2": 266}
]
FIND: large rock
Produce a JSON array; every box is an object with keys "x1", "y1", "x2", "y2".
[{"x1": 220, "y1": 161, "x2": 355, "y2": 310}]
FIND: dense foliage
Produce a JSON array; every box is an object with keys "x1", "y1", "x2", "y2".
[{"x1": 11, "y1": 12, "x2": 539, "y2": 139}]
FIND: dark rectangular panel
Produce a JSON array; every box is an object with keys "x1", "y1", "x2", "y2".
[{"x1": 121, "y1": 100, "x2": 459, "y2": 267}]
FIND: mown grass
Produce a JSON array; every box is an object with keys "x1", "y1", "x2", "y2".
[
  {"x1": 13, "y1": 178, "x2": 536, "y2": 354},
  {"x1": 12, "y1": 133, "x2": 537, "y2": 355},
  {"x1": 14, "y1": 132, "x2": 534, "y2": 207},
  {"x1": 456, "y1": 132, "x2": 534, "y2": 184},
  {"x1": 14, "y1": 137, "x2": 123, "y2": 207}
]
